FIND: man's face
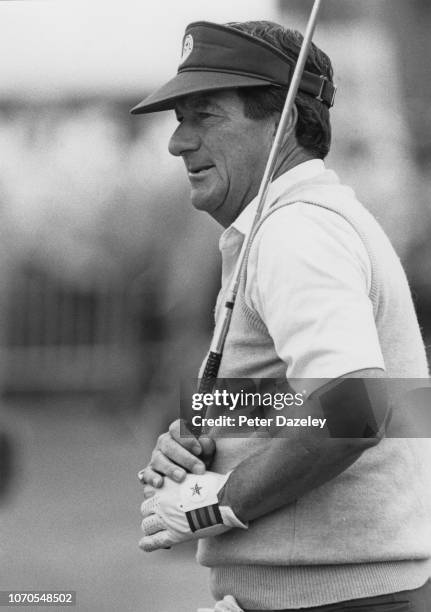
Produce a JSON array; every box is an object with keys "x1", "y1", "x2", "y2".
[{"x1": 168, "y1": 90, "x2": 277, "y2": 227}]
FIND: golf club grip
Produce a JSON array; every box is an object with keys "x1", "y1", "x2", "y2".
[{"x1": 198, "y1": 351, "x2": 221, "y2": 394}]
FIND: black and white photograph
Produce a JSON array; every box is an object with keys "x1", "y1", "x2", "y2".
[{"x1": 0, "y1": 1, "x2": 430, "y2": 611}]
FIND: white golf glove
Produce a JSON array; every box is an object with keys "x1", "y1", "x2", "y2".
[{"x1": 140, "y1": 471, "x2": 246, "y2": 552}]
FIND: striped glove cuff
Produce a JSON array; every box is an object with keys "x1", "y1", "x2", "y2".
[{"x1": 181, "y1": 471, "x2": 247, "y2": 532}]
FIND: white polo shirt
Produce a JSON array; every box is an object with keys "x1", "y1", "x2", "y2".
[{"x1": 218, "y1": 159, "x2": 385, "y2": 380}]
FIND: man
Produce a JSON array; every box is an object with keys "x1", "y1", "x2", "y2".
[{"x1": 132, "y1": 20, "x2": 431, "y2": 611}]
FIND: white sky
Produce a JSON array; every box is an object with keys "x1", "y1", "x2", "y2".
[{"x1": 0, "y1": 0, "x2": 279, "y2": 98}]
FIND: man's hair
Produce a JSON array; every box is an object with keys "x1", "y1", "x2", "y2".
[{"x1": 227, "y1": 21, "x2": 334, "y2": 159}]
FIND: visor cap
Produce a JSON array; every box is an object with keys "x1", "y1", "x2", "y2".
[{"x1": 131, "y1": 21, "x2": 336, "y2": 115}]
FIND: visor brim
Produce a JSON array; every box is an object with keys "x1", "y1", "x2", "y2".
[{"x1": 130, "y1": 71, "x2": 276, "y2": 115}]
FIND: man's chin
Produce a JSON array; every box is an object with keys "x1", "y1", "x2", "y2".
[{"x1": 190, "y1": 189, "x2": 220, "y2": 214}]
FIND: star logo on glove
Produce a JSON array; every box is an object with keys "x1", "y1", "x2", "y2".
[{"x1": 190, "y1": 483, "x2": 203, "y2": 496}]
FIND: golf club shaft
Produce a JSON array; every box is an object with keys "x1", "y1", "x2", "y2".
[{"x1": 197, "y1": 0, "x2": 323, "y2": 400}]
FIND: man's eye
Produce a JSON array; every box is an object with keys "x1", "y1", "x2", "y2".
[{"x1": 197, "y1": 112, "x2": 212, "y2": 119}]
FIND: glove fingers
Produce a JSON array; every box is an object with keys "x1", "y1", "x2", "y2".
[
  {"x1": 141, "y1": 513, "x2": 165, "y2": 536},
  {"x1": 139, "y1": 530, "x2": 171, "y2": 552},
  {"x1": 140, "y1": 495, "x2": 156, "y2": 517}
]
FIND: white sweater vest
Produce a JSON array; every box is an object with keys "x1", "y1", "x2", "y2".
[{"x1": 197, "y1": 170, "x2": 431, "y2": 609}]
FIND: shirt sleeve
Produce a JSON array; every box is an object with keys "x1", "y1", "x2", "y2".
[{"x1": 246, "y1": 203, "x2": 385, "y2": 381}]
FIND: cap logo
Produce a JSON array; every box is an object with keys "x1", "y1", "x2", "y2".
[{"x1": 181, "y1": 34, "x2": 193, "y2": 63}]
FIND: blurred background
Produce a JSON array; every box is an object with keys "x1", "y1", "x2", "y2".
[{"x1": 0, "y1": 1, "x2": 430, "y2": 610}]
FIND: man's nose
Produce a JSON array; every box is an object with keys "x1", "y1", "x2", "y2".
[{"x1": 168, "y1": 123, "x2": 200, "y2": 157}]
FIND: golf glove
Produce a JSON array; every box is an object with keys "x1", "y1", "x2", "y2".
[{"x1": 140, "y1": 470, "x2": 246, "y2": 551}]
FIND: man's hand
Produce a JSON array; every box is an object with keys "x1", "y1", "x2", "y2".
[
  {"x1": 139, "y1": 471, "x2": 247, "y2": 552},
  {"x1": 138, "y1": 419, "x2": 216, "y2": 492}
]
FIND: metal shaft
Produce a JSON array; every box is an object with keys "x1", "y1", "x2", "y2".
[{"x1": 196, "y1": 0, "x2": 323, "y2": 408}]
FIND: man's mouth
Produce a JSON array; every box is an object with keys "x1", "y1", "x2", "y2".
[{"x1": 187, "y1": 165, "x2": 214, "y2": 178}]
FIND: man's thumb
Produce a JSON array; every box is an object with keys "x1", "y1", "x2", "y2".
[{"x1": 198, "y1": 436, "x2": 216, "y2": 463}]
